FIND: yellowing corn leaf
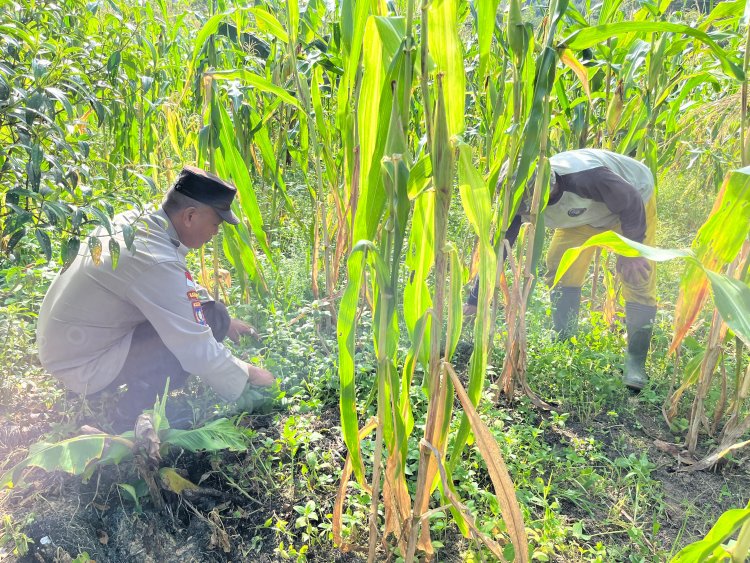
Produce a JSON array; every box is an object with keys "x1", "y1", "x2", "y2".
[
  {"x1": 671, "y1": 168, "x2": 750, "y2": 353},
  {"x1": 560, "y1": 48, "x2": 591, "y2": 99}
]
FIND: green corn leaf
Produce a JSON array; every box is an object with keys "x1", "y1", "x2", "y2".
[
  {"x1": 672, "y1": 502, "x2": 750, "y2": 563},
  {"x1": 428, "y1": 0, "x2": 465, "y2": 137},
  {"x1": 407, "y1": 154, "x2": 433, "y2": 199},
  {"x1": 698, "y1": 0, "x2": 744, "y2": 32},
  {"x1": 446, "y1": 243, "x2": 463, "y2": 360},
  {"x1": 207, "y1": 70, "x2": 301, "y2": 109},
  {"x1": 226, "y1": 221, "x2": 268, "y2": 293},
  {"x1": 337, "y1": 246, "x2": 369, "y2": 484},
  {"x1": 247, "y1": 106, "x2": 300, "y2": 226},
  {"x1": 704, "y1": 271, "x2": 750, "y2": 348},
  {"x1": 251, "y1": 7, "x2": 289, "y2": 43},
  {"x1": 559, "y1": 22, "x2": 744, "y2": 80},
  {"x1": 354, "y1": 16, "x2": 405, "y2": 243},
  {"x1": 286, "y1": 0, "x2": 299, "y2": 46},
  {"x1": 598, "y1": 0, "x2": 625, "y2": 24},
  {"x1": 404, "y1": 191, "x2": 434, "y2": 372},
  {"x1": 450, "y1": 144, "x2": 497, "y2": 479},
  {"x1": 552, "y1": 231, "x2": 692, "y2": 286},
  {"x1": 552, "y1": 231, "x2": 750, "y2": 348},
  {"x1": 189, "y1": 11, "x2": 232, "y2": 71},
  {"x1": 213, "y1": 103, "x2": 272, "y2": 260},
  {"x1": 476, "y1": 0, "x2": 500, "y2": 80},
  {"x1": 222, "y1": 227, "x2": 247, "y2": 297}
]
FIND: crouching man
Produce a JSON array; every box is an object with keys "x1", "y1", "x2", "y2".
[{"x1": 37, "y1": 166, "x2": 274, "y2": 430}]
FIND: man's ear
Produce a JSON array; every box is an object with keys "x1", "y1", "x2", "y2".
[{"x1": 182, "y1": 206, "x2": 199, "y2": 225}]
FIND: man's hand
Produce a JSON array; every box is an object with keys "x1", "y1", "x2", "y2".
[
  {"x1": 463, "y1": 303, "x2": 478, "y2": 317},
  {"x1": 247, "y1": 365, "x2": 275, "y2": 387},
  {"x1": 227, "y1": 318, "x2": 259, "y2": 343},
  {"x1": 617, "y1": 256, "x2": 651, "y2": 285}
]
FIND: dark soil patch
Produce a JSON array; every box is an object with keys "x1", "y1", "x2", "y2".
[
  {"x1": 2, "y1": 379, "x2": 748, "y2": 562},
  {"x1": 561, "y1": 399, "x2": 750, "y2": 553},
  {"x1": 1, "y1": 403, "x2": 368, "y2": 563}
]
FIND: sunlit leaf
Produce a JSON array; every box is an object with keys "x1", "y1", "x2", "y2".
[
  {"x1": 559, "y1": 22, "x2": 744, "y2": 80},
  {"x1": 672, "y1": 501, "x2": 750, "y2": 562}
]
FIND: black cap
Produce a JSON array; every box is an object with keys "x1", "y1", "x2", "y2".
[{"x1": 172, "y1": 166, "x2": 240, "y2": 225}]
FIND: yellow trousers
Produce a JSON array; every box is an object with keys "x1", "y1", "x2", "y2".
[{"x1": 545, "y1": 197, "x2": 657, "y2": 307}]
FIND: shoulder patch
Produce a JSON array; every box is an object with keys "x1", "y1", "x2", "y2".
[
  {"x1": 192, "y1": 301, "x2": 206, "y2": 325},
  {"x1": 567, "y1": 207, "x2": 586, "y2": 217},
  {"x1": 185, "y1": 271, "x2": 196, "y2": 289}
]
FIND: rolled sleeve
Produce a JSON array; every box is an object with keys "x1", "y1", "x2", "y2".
[{"x1": 126, "y1": 262, "x2": 248, "y2": 400}]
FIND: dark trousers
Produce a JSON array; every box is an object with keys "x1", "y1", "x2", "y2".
[{"x1": 98, "y1": 301, "x2": 231, "y2": 425}]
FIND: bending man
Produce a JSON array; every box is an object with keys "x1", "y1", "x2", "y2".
[
  {"x1": 37, "y1": 166, "x2": 274, "y2": 430},
  {"x1": 466, "y1": 148, "x2": 657, "y2": 391}
]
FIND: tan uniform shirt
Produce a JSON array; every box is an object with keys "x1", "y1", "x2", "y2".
[{"x1": 37, "y1": 208, "x2": 249, "y2": 400}]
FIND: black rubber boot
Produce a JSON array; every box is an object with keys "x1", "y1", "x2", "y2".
[
  {"x1": 551, "y1": 286, "x2": 582, "y2": 341},
  {"x1": 623, "y1": 302, "x2": 656, "y2": 391}
]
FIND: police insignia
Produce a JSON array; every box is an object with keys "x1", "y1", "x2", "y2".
[
  {"x1": 567, "y1": 208, "x2": 586, "y2": 217},
  {"x1": 192, "y1": 301, "x2": 206, "y2": 325}
]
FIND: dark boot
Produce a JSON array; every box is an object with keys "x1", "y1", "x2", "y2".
[
  {"x1": 623, "y1": 302, "x2": 656, "y2": 391},
  {"x1": 551, "y1": 286, "x2": 582, "y2": 341}
]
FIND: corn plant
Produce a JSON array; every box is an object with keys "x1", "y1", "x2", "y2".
[
  {"x1": 332, "y1": 0, "x2": 529, "y2": 559},
  {"x1": 672, "y1": 499, "x2": 750, "y2": 562}
]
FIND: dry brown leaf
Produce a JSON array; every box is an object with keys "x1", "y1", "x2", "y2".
[
  {"x1": 383, "y1": 451, "x2": 411, "y2": 555},
  {"x1": 208, "y1": 509, "x2": 231, "y2": 553},
  {"x1": 333, "y1": 417, "x2": 377, "y2": 550},
  {"x1": 421, "y1": 439, "x2": 507, "y2": 561},
  {"x1": 134, "y1": 413, "x2": 161, "y2": 465},
  {"x1": 653, "y1": 439, "x2": 681, "y2": 457},
  {"x1": 445, "y1": 362, "x2": 529, "y2": 563}
]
